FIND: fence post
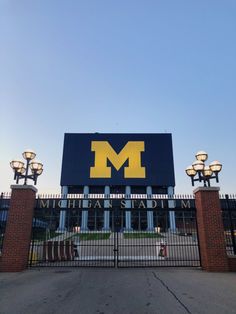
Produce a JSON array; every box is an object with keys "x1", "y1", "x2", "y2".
[
  {"x1": 0, "y1": 185, "x2": 37, "y2": 272},
  {"x1": 194, "y1": 187, "x2": 229, "y2": 272}
]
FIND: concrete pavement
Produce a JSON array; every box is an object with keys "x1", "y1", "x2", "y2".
[{"x1": 0, "y1": 268, "x2": 236, "y2": 314}]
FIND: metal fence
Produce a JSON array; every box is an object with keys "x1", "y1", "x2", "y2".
[
  {"x1": 28, "y1": 196, "x2": 201, "y2": 268},
  {"x1": 221, "y1": 195, "x2": 236, "y2": 256},
  {"x1": 2, "y1": 192, "x2": 236, "y2": 268},
  {"x1": 0, "y1": 194, "x2": 9, "y2": 255}
]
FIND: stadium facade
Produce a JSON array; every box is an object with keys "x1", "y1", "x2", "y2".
[{"x1": 59, "y1": 133, "x2": 176, "y2": 231}]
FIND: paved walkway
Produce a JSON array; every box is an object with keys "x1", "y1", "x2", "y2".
[{"x1": 0, "y1": 268, "x2": 236, "y2": 314}]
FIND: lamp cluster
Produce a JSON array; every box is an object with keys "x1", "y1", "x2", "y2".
[
  {"x1": 10, "y1": 149, "x2": 43, "y2": 185},
  {"x1": 185, "y1": 151, "x2": 222, "y2": 187}
]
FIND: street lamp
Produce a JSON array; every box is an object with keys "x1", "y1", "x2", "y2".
[
  {"x1": 185, "y1": 151, "x2": 222, "y2": 187},
  {"x1": 10, "y1": 149, "x2": 43, "y2": 185}
]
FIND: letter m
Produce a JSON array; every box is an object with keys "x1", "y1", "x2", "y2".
[{"x1": 90, "y1": 141, "x2": 146, "y2": 178}]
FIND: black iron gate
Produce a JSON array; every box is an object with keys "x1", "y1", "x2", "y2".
[{"x1": 28, "y1": 197, "x2": 201, "y2": 268}]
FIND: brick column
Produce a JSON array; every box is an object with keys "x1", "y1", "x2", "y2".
[
  {"x1": 1, "y1": 185, "x2": 37, "y2": 272},
  {"x1": 194, "y1": 187, "x2": 229, "y2": 272}
]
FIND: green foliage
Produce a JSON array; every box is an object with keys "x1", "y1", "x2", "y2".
[{"x1": 32, "y1": 228, "x2": 62, "y2": 241}]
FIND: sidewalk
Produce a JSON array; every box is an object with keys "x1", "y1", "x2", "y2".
[{"x1": 0, "y1": 268, "x2": 235, "y2": 314}]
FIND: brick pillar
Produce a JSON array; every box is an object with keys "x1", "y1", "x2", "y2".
[
  {"x1": 194, "y1": 187, "x2": 229, "y2": 272},
  {"x1": 1, "y1": 185, "x2": 37, "y2": 272}
]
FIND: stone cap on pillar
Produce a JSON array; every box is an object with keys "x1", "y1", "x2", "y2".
[
  {"x1": 10, "y1": 185, "x2": 38, "y2": 193},
  {"x1": 193, "y1": 186, "x2": 220, "y2": 194}
]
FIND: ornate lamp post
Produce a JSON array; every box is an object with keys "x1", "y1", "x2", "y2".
[
  {"x1": 185, "y1": 150, "x2": 222, "y2": 187},
  {"x1": 10, "y1": 149, "x2": 43, "y2": 185}
]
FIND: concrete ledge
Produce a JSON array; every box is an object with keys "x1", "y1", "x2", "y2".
[
  {"x1": 10, "y1": 185, "x2": 38, "y2": 193},
  {"x1": 193, "y1": 187, "x2": 220, "y2": 194}
]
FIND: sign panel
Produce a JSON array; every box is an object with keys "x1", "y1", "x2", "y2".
[
  {"x1": 36, "y1": 197, "x2": 194, "y2": 210},
  {"x1": 60, "y1": 133, "x2": 175, "y2": 186}
]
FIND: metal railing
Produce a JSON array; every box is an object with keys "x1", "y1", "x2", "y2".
[
  {"x1": 0, "y1": 194, "x2": 10, "y2": 255},
  {"x1": 28, "y1": 196, "x2": 201, "y2": 268},
  {"x1": 1, "y1": 191, "x2": 235, "y2": 268},
  {"x1": 221, "y1": 195, "x2": 236, "y2": 255}
]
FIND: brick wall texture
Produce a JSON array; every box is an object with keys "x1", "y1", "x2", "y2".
[
  {"x1": 0, "y1": 187, "x2": 36, "y2": 272},
  {"x1": 228, "y1": 256, "x2": 236, "y2": 272},
  {"x1": 195, "y1": 188, "x2": 229, "y2": 272}
]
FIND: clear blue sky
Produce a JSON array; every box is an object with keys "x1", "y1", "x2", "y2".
[{"x1": 1, "y1": 0, "x2": 236, "y2": 194}]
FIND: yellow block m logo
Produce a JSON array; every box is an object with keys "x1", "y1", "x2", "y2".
[{"x1": 90, "y1": 141, "x2": 146, "y2": 178}]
